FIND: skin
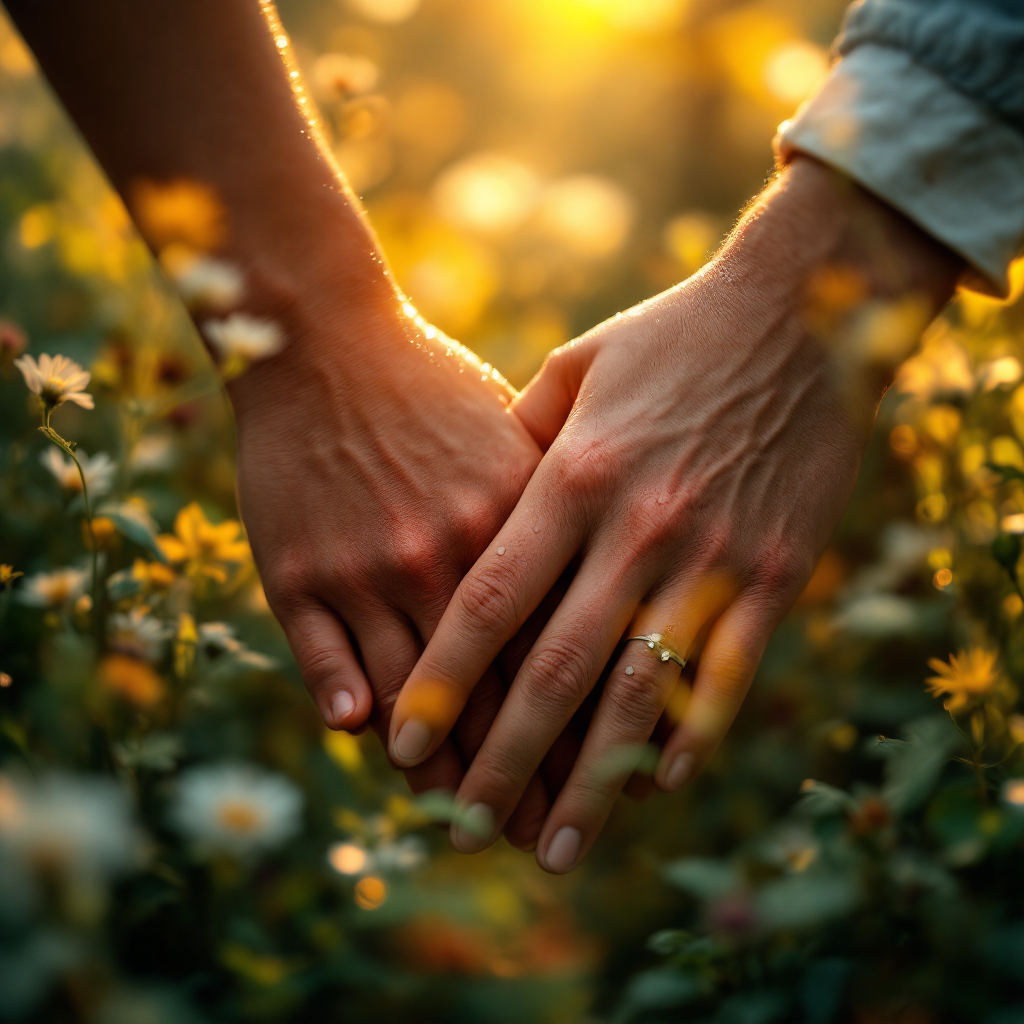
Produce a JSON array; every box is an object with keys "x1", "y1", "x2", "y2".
[
  {"x1": 390, "y1": 156, "x2": 963, "y2": 872},
  {"x1": 10, "y1": 1, "x2": 964, "y2": 870},
  {"x1": 5, "y1": 0, "x2": 560, "y2": 846}
]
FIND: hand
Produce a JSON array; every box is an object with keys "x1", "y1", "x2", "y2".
[
  {"x1": 387, "y1": 156, "x2": 962, "y2": 872},
  {"x1": 228, "y1": 285, "x2": 554, "y2": 845}
]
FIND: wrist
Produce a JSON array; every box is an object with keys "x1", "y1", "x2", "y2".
[{"x1": 714, "y1": 155, "x2": 962, "y2": 399}]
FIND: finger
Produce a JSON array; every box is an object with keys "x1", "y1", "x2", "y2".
[
  {"x1": 511, "y1": 341, "x2": 592, "y2": 452},
  {"x1": 447, "y1": 561, "x2": 638, "y2": 852},
  {"x1": 535, "y1": 632, "x2": 685, "y2": 874},
  {"x1": 407, "y1": 602, "x2": 553, "y2": 844},
  {"x1": 389, "y1": 465, "x2": 586, "y2": 769},
  {"x1": 534, "y1": 576, "x2": 737, "y2": 873},
  {"x1": 654, "y1": 595, "x2": 779, "y2": 793},
  {"x1": 622, "y1": 707, "x2": 676, "y2": 799},
  {"x1": 280, "y1": 600, "x2": 373, "y2": 731},
  {"x1": 496, "y1": 570, "x2": 572, "y2": 684},
  {"x1": 357, "y1": 616, "x2": 466, "y2": 797},
  {"x1": 452, "y1": 665, "x2": 554, "y2": 852},
  {"x1": 495, "y1": 720, "x2": 586, "y2": 854}
]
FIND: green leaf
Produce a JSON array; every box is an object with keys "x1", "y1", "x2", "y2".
[
  {"x1": 646, "y1": 929, "x2": 693, "y2": 956},
  {"x1": 796, "y1": 780, "x2": 856, "y2": 817},
  {"x1": 106, "y1": 567, "x2": 143, "y2": 601},
  {"x1": 755, "y1": 872, "x2": 860, "y2": 931},
  {"x1": 992, "y1": 532, "x2": 1022, "y2": 573},
  {"x1": 97, "y1": 501, "x2": 166, "y2": 561},
  {"x1": 986, "y1": 462, "x2": 1024, "y2": 483},
  {"x1": 594, "y1": 742, "x2": 659, "y2": 783},
  {"x1": 663, "y1": 857, "x2": 741, "y2": 900},
  {"x1": 411, "y1": 790, "x2": 460, "y2": 824},
  {"x1": 871, "y1": 715, "x2": 962, "y2": 815},
  {"x1": 113, "y1": 732, "x2": 183, "y2": 772}
]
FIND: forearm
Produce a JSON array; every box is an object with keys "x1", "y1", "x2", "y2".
[{"x1": 4, "y1": 0, "x2": 396, "y2": 408}]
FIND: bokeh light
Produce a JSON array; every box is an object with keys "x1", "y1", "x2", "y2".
[
  {"x1": 537, "y1": 175, "x2": 633, "y2": 257},
  {"x1": 345, "y1": 0, "x2": 420, "y2": 24},
  {"x1": 329, "y1": 841, "x2": 369, "y2": 875},
  {"x1": 433, "y1": 152, "x2": 540, "y2": 235},
  {"x1": 763, "y1": 40, "x2": 830, "y2": 104}
]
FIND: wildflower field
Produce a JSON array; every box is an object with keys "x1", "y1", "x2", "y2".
[{"x1": 1, "y1": 1, "x2": 1024, "y2": 1022}]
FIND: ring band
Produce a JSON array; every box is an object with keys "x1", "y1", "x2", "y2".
[{"x1": 627, "y1": 633, "x2": 687, "y2": 668}]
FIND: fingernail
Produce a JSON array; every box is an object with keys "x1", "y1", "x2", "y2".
[
  {"x1": 451, "y1": 802, "x2": 495, "y2": 853},
  {"x1": 330, "y1": 690, "x2": 355, "y2": 727},
  {"x1": 663, "y1": 752, "x2": 694, "y2": 792},
  {"x1": 393, "y1": 718, "x2": 432, "y2": 762},
  {"x1": 544, "y1": 826, "x2": 582, "y2": 873}
]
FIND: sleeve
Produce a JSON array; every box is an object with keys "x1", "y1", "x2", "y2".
[{"x1": 774, "y1": 0, "x2": 1024, "y2": 296}]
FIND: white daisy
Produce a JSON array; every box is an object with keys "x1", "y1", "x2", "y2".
[
  {"x1": 40, "y1": 448, "x2": 116, "y2": 498},
  {"x1": 0, "y1": 772, "x2": 145, "y2": 877},
  {"x1": 197, "y1": 621, "x2": 243, "y2": 655},
  {"x1": 203, "y1": 314, "x2": 284, "y2": 362},
  {"x1": 168, "y1": 253, "x2": 244, "y2": 310},
  {"x1": 129, "y1": 434, "x2": 177, "y2": 474},
  {"x1": 108, "y1": 609, "x2": 170, "y2": 662},
  {"x1": 169, "y1": 762, "x2": 303, "y2": 856},
  {"x1": 19, "y1": 567, "x2": 89, "y2": 608},
  {"x1": 373, "y1": 834, "x2": 427, "y2": 873},
  {"x1": 14, "y1": 353, "x2": 94, "y2": 410},
  {"x1": 198, "y1": 621, "x2": 277, "y2": 671}
]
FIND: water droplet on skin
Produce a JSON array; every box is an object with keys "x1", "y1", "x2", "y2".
[
  {"x1": 625, "y1": 666, "x2": 634, "y2": 676},
  {"x1": 533, "y1": 525, "x2": 540, "y2": 533},
  {"x1": 496, "y1": 547, "x2": 505, "y2": 555}
]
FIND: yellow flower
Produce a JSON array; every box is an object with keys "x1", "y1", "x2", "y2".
[
  {"x1": 131, "y1": 178, "x2": 225, "y2": 251},
  {"x1": 14, "y1": 353, "x2": 94, "y2": 410},
  {"x1": 99, "y1": 654, "x2": 165, "y2": 707},
  {"x1": 926, "y1": 648, "x2": 1002, "y2": 713},
  {"x1": 0, "y1": 564, "x2": 23, "y2": 585},
  {"x1": 130, "y1": 557, "x2": 176, "y2": 591},
  {"x1": 157, "y1": 502, "x2": 250, "y2": 585}
]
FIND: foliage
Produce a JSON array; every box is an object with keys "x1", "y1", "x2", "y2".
[{"x1": 0, "y1": 1, "x2": 1023, "y2": 1022}]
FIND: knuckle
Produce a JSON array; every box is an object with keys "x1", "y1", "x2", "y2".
[
  {"x1": 752, "y1": 539, "x2": 814, "y2": 597},
  {"x1": 471, "y1": 750, "x2": 533, "y2": 803},
  {"x1": 452, "y1": 500, "x2": 504, "y2": 558},
  {"x1": 556, "y1": 433, "x2": 617, "y2": 502},
  {"x1": 458, "y1": 562, "x2": 523, "y2": 637},
  {"x1": 390, "y1": 528, "x2": 446, "y2": 588},
  {"x1": 606, "y1": 665, "x2": 669, "y2": 729},
  {"x1": 525, "y1": 633, "x2": 593, "y2": 713},
  {"x1": 262, "y1": 553, "x2": 311, "y2": 613},
  {"x1": 620, "y1": 494, "x2": 688, "y2": 564},
  {"x1": 297, "y1": 644, "x2": 343, "y2": 694},
  {"x1": 694, "y1": 523, "x2": 732, "y2": 573}
]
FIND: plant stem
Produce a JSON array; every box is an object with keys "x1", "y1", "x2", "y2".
[
  {"x1": 0, "y1": 582, "x2": 10, "y2": 643},
  {"x1": 40, "y1": 407, "x2": 99, "y2": 621}
]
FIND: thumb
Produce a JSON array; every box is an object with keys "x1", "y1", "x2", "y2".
[
  {"x1": 280, "y1": 601, "x2": 374, "y2": 732},
  {"x1": 511, "y1": 339, "x2": 594, "y2": 452}
]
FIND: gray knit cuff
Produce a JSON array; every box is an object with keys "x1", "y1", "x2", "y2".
[{"x1": 776, "y1": 44, "x2": 1024, "y2": 296}]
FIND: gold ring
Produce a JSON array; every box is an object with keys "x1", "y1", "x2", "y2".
[{"x1": 627, "y1": 633, "x2": 687, "y2": 668}]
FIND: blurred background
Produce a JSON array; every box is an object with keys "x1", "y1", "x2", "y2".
[{"x1": 2, "y1": 0, "x2": 1024, "y2": 1022}]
